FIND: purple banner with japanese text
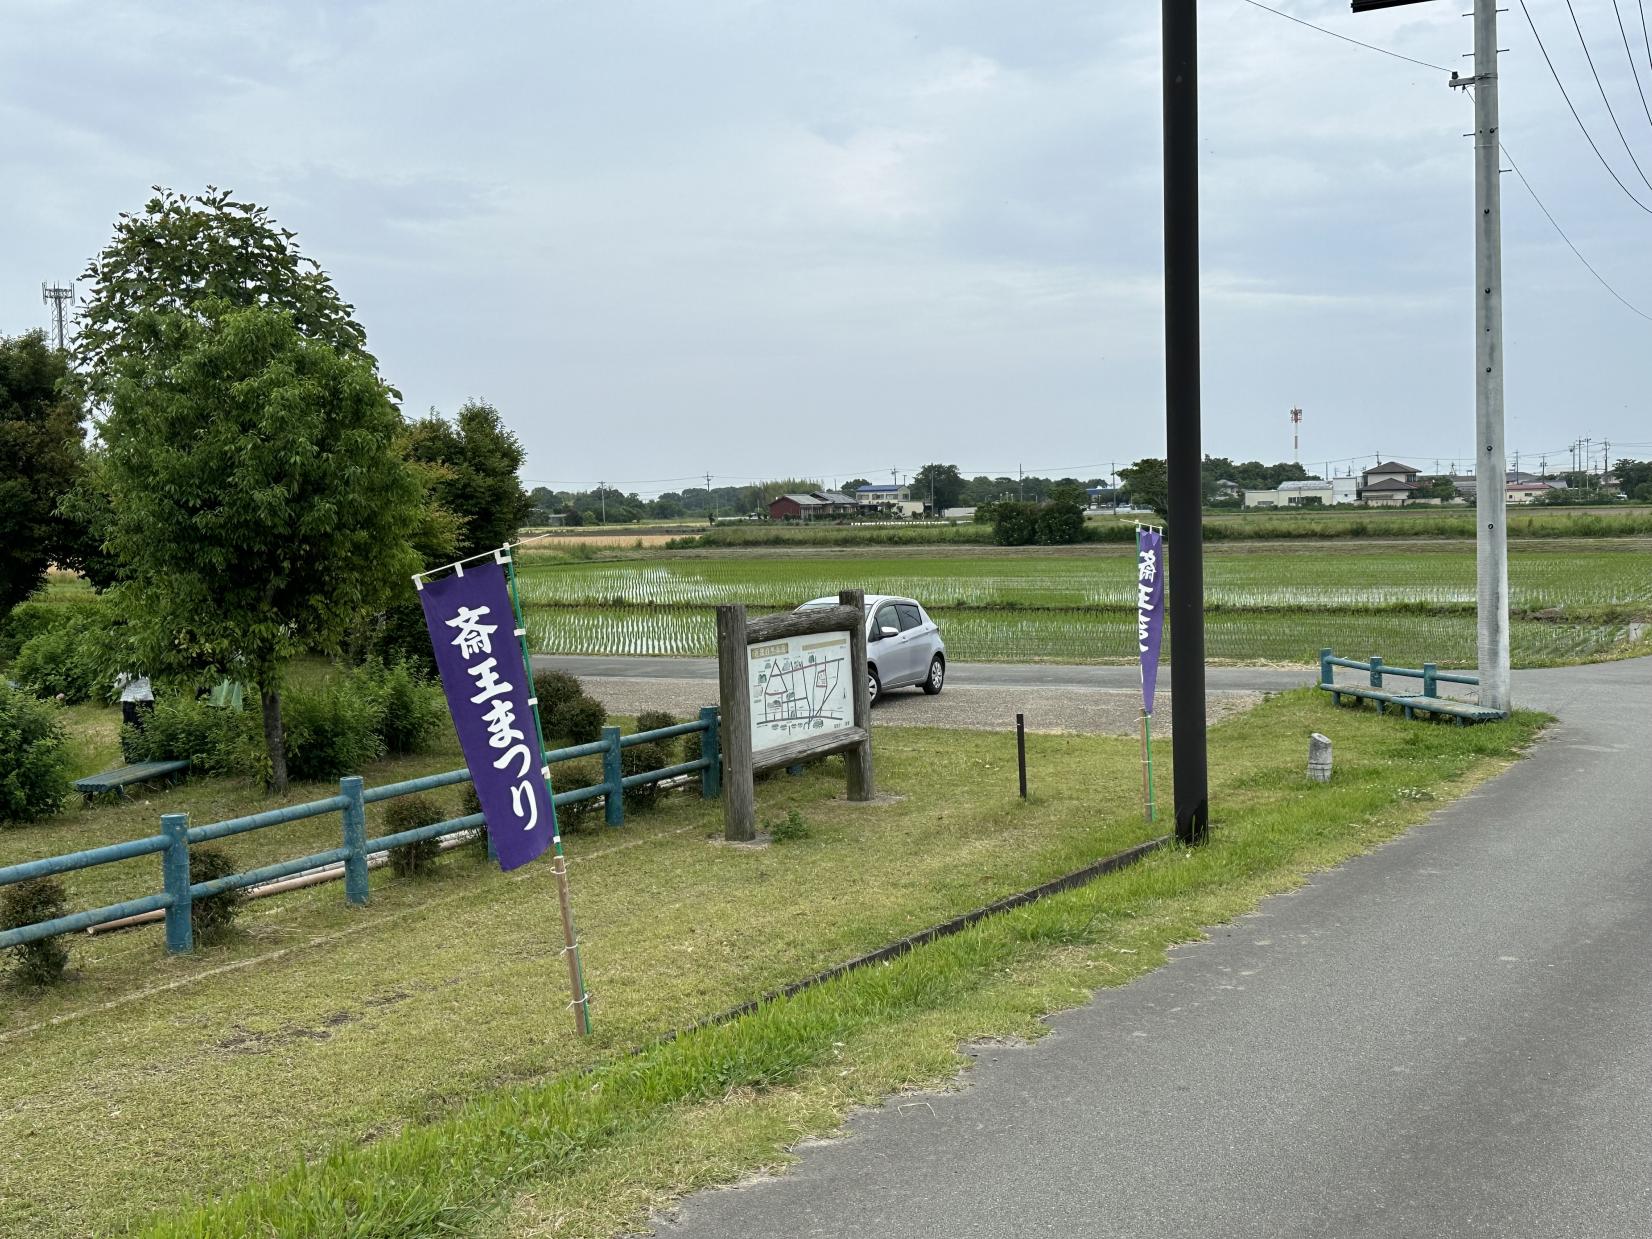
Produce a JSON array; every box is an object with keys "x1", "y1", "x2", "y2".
[
  {"x1": 419, "y1": 562, "x2": 554, "y2": 872},
  {"x1": 1136, "y1": 527, "x2": 1164, "y2": 716}
]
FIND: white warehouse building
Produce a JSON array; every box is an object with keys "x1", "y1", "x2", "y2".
[{"x1": 1242, "y1": 477, "x2": 1358, "y2": 508}]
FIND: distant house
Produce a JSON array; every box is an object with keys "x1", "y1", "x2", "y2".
[
  {"x1": 768, "y1": 491, "x2": 859, "y2": 521},
  {"x1": 1213, "y1": 479, "x2": 1240, "y2": 501},
  {"x1": 854, "y1": 483, "x2": 924, "y2": 518},
  {"x1": 1359, "y1": 461, "x2": 1422, "y2": 505},
  {"x1": 1505, "y1": 480, "x2": 1556, "y2": 504}
]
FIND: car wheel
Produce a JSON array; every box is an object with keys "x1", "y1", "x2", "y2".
[
  {"x1": 867, "y1": 667, "x2": 881, "y2": 707},
  {"x1": 923, "y1": 655, "x2": 945, "y2": 695}
]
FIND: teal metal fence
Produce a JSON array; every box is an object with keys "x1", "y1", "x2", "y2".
[{"x1": 0, "y1": 706, "x2": 721, "y2": 956}]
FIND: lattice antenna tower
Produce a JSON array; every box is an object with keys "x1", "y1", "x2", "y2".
[{"x1": 41, "y1": 282, "x2": 74, "y2": 351}]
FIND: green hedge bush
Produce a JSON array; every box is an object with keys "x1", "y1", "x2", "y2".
[
  {"x1": 0, "y1": 683, "x2": 71, "y2": 824},
  {"x1": 382, "y1": 793, "x2": 444, "y2": 877},
  {"x1": 120, "y1": 697, "x2": 259, "y2": 774},
  {"x1": 280, "y1": 682, "x2": 386, "y2": 783},
  {"x1": 634, "y1": 709, "x2": 680, "y2": 761},
  {"x1": 348, "y1": 659, "x2": 446, "y2": 756},
  {"x1": 0, "y1": 600, "x2": 75, "y2": 665},
  {"x1": 188, "y1": 847, "x2": 244, "y2": 941},
  {"x1": 1, "y1": 877, "x2": 71, "y2": 986},
  {"x1": 11, "y1": 607, "x2": 132, "y2": 705}
]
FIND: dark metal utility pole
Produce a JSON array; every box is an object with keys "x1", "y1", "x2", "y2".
[{"x1": 1162, "y1": 0, "x2": 1208, "y2": 846}]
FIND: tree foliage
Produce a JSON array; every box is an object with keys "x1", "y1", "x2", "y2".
[
  {"x1": 76, "y1": 187, "x2": 376, "y2": 399},
  {"x1": 912, "y1": 463, "x2": 964, "y2": 511},
  {"x1": 402, "y1": 401, "x2": 532, "y2": 559},
  {"x1": 0, "y1": 332, "x2": 85, "y2": 614},
  {"x1": 1118, "y1": 458, "x2": 1170, "y2": 516},
  {"x1": 101, "y1": 304, "x2": 422, "y2": 790}
]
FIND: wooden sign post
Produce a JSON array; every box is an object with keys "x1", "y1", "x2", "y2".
[{"x1": 716, "y1": 588, "x2": 874, "y2": 841}]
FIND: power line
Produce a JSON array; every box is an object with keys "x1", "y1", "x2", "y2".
[
  {"x1": 1503, "y1": 142, "x2": 1652, "y2": 321},
  {"x1": 1521, "y1": 0, "x2": 1652, "y2": 212},
  {"x1": 1610, "y1": 0, "x2": 1652, "y2": 135},
  {"x1": 1562, "y1": 0, "x2": 1652, "y2": 192},
  {"x1": 1240, "y1": 0, "x2": 1652, "y2": 322},
  {"x1": 1237, "y1": 0, "x2": 1452, "y2": 74}
]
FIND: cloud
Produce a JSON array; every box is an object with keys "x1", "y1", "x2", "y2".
[{"x1": 2, "y1": 0, "x2": 1647, "y2": 485}]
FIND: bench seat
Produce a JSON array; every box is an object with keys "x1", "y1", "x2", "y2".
[{"x1": 73, "y1": 760, "x2": 191, "y2": 804}]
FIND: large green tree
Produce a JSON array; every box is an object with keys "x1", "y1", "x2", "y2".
[
  {"x1": 912, "y1": 463, "x2": 964, "y2": 511},
  {"x1": 1118, "y1": 458, "x2": 1170, "y2": 516},
  {"x1": 76, "y1": 187, "x2": 377, "y2": 399},
  {"x1": 0, "y1": 331, "x2": 85, "y2": 614},
  {"x1": 101, "y1": 305, "x2": 422, "y2": 791},
  {"x1": 402, "y1": 401, "x2": 533, "y2": 559}
]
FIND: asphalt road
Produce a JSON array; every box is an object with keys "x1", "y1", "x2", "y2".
[
  {"x1": 645, "y1": 656, "x2": 1652, "y2": 1239},
  {"x1": 536, "y1": 655, "x2": 1275, "y2": 737}
]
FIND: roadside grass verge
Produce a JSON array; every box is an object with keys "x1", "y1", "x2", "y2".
[{"x1": 129, "y1": 693, "x2": 1547, "y2": 1239}]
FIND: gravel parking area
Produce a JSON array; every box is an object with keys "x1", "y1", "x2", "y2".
[{"x1": 582, "y1": 676, "x2": 1262, "y2": 737}]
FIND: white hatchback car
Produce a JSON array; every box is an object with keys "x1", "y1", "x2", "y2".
[{"x1": 798, "y1": 594, "x2": 947, "y2": 706}]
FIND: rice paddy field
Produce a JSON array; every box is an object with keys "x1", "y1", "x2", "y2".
[{"x1": 514, "y1": 541, "x2": 1652, "y2": 669}]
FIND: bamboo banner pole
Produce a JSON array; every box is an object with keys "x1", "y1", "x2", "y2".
[
  {"x1": 502, "y1": 547, "x2": 591, "y2": 1036},
  {"x1": 1142, "y1": 711, "x2": 1156, "y2": 823}
]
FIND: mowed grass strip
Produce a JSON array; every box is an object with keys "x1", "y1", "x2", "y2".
[
  {"x1": 125, "y1": 693, "x2": 1547, "y2": 1239},
  {"x1": 4, "y1": 712, "x2": 1157, "y2": 1237}
]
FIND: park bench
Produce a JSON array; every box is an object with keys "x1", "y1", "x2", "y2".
[
  {"x1": 1317, "y1": 650, "x2": 1507, "y2": 726},
  {"x1": 72, "y1": 760, "x2": 191, "y2": 805}
]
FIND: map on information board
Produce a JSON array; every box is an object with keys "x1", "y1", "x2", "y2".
[{"x1": 748, "y1": 630, "x2": 853, "y2": 753}]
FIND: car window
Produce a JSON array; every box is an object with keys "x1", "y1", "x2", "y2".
[
  {"x1": 873, "y1": 604, "x2": 900, "y2": 632},
  {"x1": 896, "y1": 604, "x2": 923, "y2": 631}
]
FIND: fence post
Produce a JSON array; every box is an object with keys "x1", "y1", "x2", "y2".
[
  {"x1": 1423, "y1": 662, "x2": 1438, "y2": 698},
  {"x1": 161, "y1": 812, "x2": 193, "y2": 955},
  {"x1": 698, "y1": 706, "x2": 721, "y2": 799},
  {"x1": 602, "y1": 725, "x2": 625, "y2": 827},
  {"x1": 1368, "y1": 655, "x2": 1383, "y2": 689},
  {"x1": 1319, "y1": 647, "x2": 1334, "y2": 686},
  {"x1": 340, "y1": 776, "x2": 369, "y2": 906}
]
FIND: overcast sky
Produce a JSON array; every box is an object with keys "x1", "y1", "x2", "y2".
[{"x1": 5, "y1": 0, "x2": 1650, "y2": 493}]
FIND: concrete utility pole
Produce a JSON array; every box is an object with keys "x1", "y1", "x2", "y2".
[
  {"x1": 598, "y1": 481, "x2": 607, "y2": 525},
  {"x1": 1466, "y1": 0, "x2": 1511, "y2": 713},
  {"x1": 1359, "y1": 0, "x2": 1508, "y2": 714}
]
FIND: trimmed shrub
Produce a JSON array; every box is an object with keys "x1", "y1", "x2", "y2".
[
  {"x1": 532, "y1": 670, "x2": 583, "y2": 728},
  {"x1": 534, "y1": 670, "x2": 607, "y2": 746},
  {"x1": 621, "y1": 740, "x2": 671, "y2": 812},
  {"x1": 1035, "y1": 501, "x2": 1085, "y2": 546},
  {"x1": 550, "y1": 756, "x2": 607, "y2": 830},
  {"x1": 459, "y1": 783, "x2": 489, "y2": 854},
  {"x1": 682, "y1": 728, "x2": 703, "y2": 767},
  {"x1": 557, "y1": 695, "x2": 607, "y2": 747},
  {"x1": 280, "y1": 681, "x2": 385, "y2": 784},
  {"x1": 1, "y1": 877, "x2": 71, "y2": 986},
  {"x1": 990, "y1": 501, "x2": 1040, "y2": 547},
  {"x1": 189, "y1": 847, "x2": 244, "y2": 941},
  {"x1": 382, "y1": 793, "x2": 444, "y2": 878},
  {"x1": 634, "y1": 710, "x2": 680, "y2": 762},
  {"x1": 0, "y1": 683, "x2": 72, "y2": 824}
]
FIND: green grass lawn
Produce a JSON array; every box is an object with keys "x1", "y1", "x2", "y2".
[{"x1": 0, "y1": 692, "x2": 1546, "y2": 1238}]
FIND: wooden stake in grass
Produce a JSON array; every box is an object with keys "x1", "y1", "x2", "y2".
[{"x1": 1141, "y1": 711, "x2": 1156, "y2": 824}]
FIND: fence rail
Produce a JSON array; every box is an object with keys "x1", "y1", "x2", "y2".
[
  {"x1": 0, "y1": 707, "x2": 721, "y2": 955},
  {"x1": 1319, "y1": 649, "x2": 1479, "y2": 698}
]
